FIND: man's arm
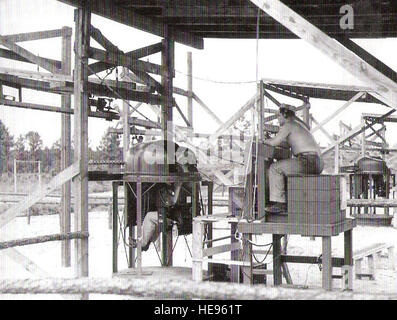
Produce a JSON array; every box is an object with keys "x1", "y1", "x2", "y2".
[{"x1": 264, "y1": 123, "x2": 289, "y2": 147}]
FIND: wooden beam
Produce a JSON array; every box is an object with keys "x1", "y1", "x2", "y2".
[
  {"x1": 90, "y1": 25, "x2": 119, "y2": 53},
  {"x1": 60, "y1": 28, "x2": 72, "y2": 268},
  {"x1": 0, "y1": 36, "x2": 61, "y2": 74},
  {"x1": 192, "y1": 93, "x2": 223, "y2": 126},
  {"x1": 161, "y1": 26, "x2": 175, "y2": 267},
  {"x1": 335, "y1": 36, "x2": 397, "y2": 84},
  {"x1": 73, "y1": 5, "x2": 91, "y2": 280},
  {"x1": 0, "y1": 99, "x2": 120, "y2": 120},
  {"x1": 87, "y1": 42, "x2": 162, "y2": 76},
  {"x1": 0, "y1": 161, "x2": 80, "y2": 229},
  {"x1": 2, "y1": 28, "x2": 72, "y2": 43},
  {"x1": 57, "y1": 0, "x2": 204, "y2": 49},
  {"x1": 174, "y1": 101, "x2": 192, "y2": 127},
  {"x1": 0, "y1": 67, "x2": 72, "y2": 83},
  {"x1": 0, "y1": 49, "x2": 63, "y2": 69},
  {"x1": 311, "y1": 92, "x2": 364, "y2": 134},
  {"x1": 310, "y1": 115, "x2": 335, "y2": 143},
  {"x1": 250, "y1": 0, "x2": 397, "y2": 109},
  {"x1": 89, "y1": 47, "x2": 162, "y2": 76},
  {"x1": 208, "y1": 93, "x2": 258, "y2": 144},
  {"x1": 322, "y1": 109, "x2": 396, "y2": 156}
]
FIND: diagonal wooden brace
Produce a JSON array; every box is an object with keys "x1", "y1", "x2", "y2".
[{"x1": 0, "y1": 161, "x2": 80, "y2": 229}]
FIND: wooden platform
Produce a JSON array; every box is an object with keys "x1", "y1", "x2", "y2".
[
  {"x1": 193, "y1": 214, "x2": 355, "y2": 291},
  {"x1": 238, "y1": 218, "x2": 356, "y2": 237}
]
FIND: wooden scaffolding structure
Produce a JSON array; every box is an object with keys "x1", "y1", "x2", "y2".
[{"x1": 1, "y1": 0, "x2": 397, "y2": 294}]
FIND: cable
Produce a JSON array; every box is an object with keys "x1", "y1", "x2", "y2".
[
  {"x1": 253, "y1": 243, "x2": 273, "y2": 264},
  {"x1": 174, "y1": 69, "x2": 257, "y2": 85}
]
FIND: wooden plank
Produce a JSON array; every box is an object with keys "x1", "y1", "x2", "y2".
[
  {"x1": 362, "y1": 112, "x2": 397, "y2": 123},
  {"x1": 249, "y1": 0, "x2": 397, "y2": 109},
  {"x1": 0, "y1": 36, "x2": 61, "y2": 74},
  {"x1": 0, "y1": 49, "x2": 62, "y2": 69},
  {"x1": 238, "y1": 219, "x2": 356, "y2": 237},
  {"x1": 87, "y1": 42, "x2": 163, "y2": 76},
  {"x1": 281, "y1": 255, "x2": 345, "y2": 268},
  {"x1": 208, "y1": 93, "x2": 258, "y2": 144},
  {"x1": 88, "y1": 0, "x2": 204, "y2": 49},
  {"x1": 174, "y1": 101, "x2": 192, "y2": 127},
  {"x1": 0, "y1": 67, "x2": 72, "y2": 83},
  {"x1": 322, "y1": 109, "x2": 396, "y2": 156},
  {"x1": 203, "y1": 242, "x2": 241, "y2": 257},
  {"x1": 311, "y1": 92, "x2": 364, "y2": 134},
  {"x1": 90, "y1": 25, "x2": 119, "y2": 53},
  {"x1": 0, "y1": 162, "x2": 80, "y2": 229},
  {"x1": 353, "y1": 243, "x2": 389, "y2": 260},
  {"x1": 2, "y1": 28, "x2": 72, "y2": 43},
  {"x1": 89, "y1": 47, "x2": 162, "y2": 76},
  {"x1": 0, "y1": 99, "x2": 120, "y2": 120},
  {"x1": 310, "y1": 115, "x2": 335, "y2": 143},
  {"x1": 192, "y1": 93, "x2": 223, "y2": 126}
]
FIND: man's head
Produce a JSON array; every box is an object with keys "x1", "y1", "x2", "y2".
[{"x1": 278, "y1": 104, "x2": 296, "y2": 125}]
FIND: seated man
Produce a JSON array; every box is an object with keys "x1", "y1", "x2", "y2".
[{"x1": 264, "y1": 104, "x2": 324, "y2": 214}]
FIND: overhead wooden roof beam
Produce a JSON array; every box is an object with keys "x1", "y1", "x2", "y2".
[{"x1": 57, "y1": 0, "x2": 204, "y2": 49}]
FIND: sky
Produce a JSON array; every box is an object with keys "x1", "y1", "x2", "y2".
[{"x1": 1, "y1": 0, "x2": 397, "y2": 149}]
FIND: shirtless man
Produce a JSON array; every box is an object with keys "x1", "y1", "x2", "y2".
[{"x1": 264, "y1": 104, "x2": 324, "y2": 214}]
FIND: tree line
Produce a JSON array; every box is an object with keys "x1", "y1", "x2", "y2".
[{"x1": 0, "y1": 119, "x2": 122, "y2": 176}]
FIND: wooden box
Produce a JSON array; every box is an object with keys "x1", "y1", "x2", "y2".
[{"x1": 287, "y1": 175, "x2": 346, "y2": 225}]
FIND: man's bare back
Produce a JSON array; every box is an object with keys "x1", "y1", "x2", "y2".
[{"x1": 265, "y1": 116, "x2": 321, "y2": 156}]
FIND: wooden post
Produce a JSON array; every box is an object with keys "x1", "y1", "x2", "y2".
[
  {"x1": 136, "y1": 181, "x2": 142, "y2": 274},
  {"x1": 334, "y1": 144, "x2": 340, "y2": 174},
  {"x1": 60, "y1": 27, "x2": 72, "y2": 268},
  {"x1": 112, "y1": 182, "x2": 118, "y2": 274},
  {"x1": 192, "y1": 219, "x2": 203, "y2": 282},
  {"x1": 257, "y1": 81, "x2": 266, "y2": 220},
  {"x1": 14, "y1": 158, "x2": 17, "y2": 193},
  {"x1": 272, "y1": 234, "x2": 283, "y2": 286},
  {"x1": 303, "y1": 101, "x2": 310, "y2": 128},
  {"x1": 73, "y1": 5, "x2": 91, "y2": 282},
  {"x1": 122, "y1": 67, "x2": 135, "y2": 268},
  {"x1": 161, "y1": 27, "x2": 175, "y2": 267},
  {"x1": 322, "y1": 236, "x2": 333, "y2": 291},
  {"x1": 344, "y1": 229, "x2": 353, "y2": 290},
  {"x1": 187, "y1": 51, "x2": 193, "y2": 129},
  {"x1": 361, "y1": 116, "x2": 366, "y2": 157}
]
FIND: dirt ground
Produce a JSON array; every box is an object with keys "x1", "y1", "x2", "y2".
[{"x1": 0, "y1": 208, "x2": 396, "y2": 299}]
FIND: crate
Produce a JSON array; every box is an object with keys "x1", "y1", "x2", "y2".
[{"x1": 287, "y1": 174, "x2": 346, "y2": 225}]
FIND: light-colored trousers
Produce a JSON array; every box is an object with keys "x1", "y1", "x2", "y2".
[{"x1": 268, "y1": 154, "x2": 324, "y2": 203}]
